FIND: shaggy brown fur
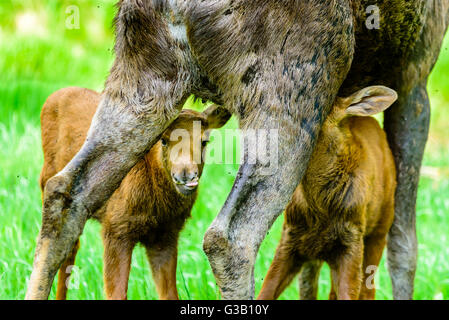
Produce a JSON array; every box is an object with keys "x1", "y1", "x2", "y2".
[
  {"x1": 258, "y1": 86, "x2": 398, "y2": 300},
  {"x1": 39, "y1": 87, "x2": 230, "y2": 300}
]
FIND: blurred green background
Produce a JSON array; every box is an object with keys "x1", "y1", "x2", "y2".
[{"x1": 0, "y1": 0, "x2": 448, "y2": 300}]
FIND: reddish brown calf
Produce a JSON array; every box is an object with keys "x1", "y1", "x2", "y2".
[
  {"x1": 258, "y1": 86, "x2": 398, "y2": 300},
  {"x1": 39, "y1": 87, "x2": 230, "y2": 300}
]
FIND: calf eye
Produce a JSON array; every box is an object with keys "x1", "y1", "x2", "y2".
[{"x1": 161, "y1": 138, "x2": 168, "y2": 147}]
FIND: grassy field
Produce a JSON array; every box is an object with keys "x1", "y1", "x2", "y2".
[{"x1": 0, "y1": 1, "x2": 448, "y2": 300}]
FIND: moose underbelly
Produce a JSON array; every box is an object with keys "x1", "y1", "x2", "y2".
[{"x1": 340, "y1": 0, "x2": 427, "y2": 94}]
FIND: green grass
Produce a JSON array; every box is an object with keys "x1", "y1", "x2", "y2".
[{"x1": 0, "y1": 1, "x2": 448, "y2": 300}]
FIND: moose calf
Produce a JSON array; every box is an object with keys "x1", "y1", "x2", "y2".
[
  {"x1": 258, "y1": 86, "x2": 398, "y2": 300},
  {"x1": 39, "y1": 87, "x2": 230, "y2": 300}
]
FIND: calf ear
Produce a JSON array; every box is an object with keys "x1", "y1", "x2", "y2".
[
  {"x1": 203, "y1": 104, "x2": 232, "y2": 129},
  {"x1": 345, "y1": 86, "x2": 398, "y2": 117}
]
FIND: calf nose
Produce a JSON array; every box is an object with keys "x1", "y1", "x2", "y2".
[{"x1": 172, "y1": 169, "x2": 199, "y2": 186}]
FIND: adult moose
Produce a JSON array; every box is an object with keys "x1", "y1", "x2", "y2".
[{"x1": 27, "y1": 0, "x2": 448, "y2": 300}]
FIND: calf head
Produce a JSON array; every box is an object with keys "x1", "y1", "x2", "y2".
[{"x1": 158, "y1": 104, "x2": 231, "y2": 196}]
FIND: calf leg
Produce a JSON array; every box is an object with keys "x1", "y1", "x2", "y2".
[
  {"x1": 384, "y1": 81, "x2": 430, "y2": 300},
  {"x1": 298, "y1": 260, "x2": 323, "y2": 300},
  {"x1": 258, "y1": 227, "x2": 305, "y2": 300},
  {"x1": 359, "y1": 234, "x2": 387, "y2": 300},
  {"x1": 328, "y1": 279, "x2": 337, "y2": 300},
  {"x1": 329, "y1": 240, "x2": 364, "y2": 300},
  {"x1": 55, "y1": 239, "x2": 80, "y2": 300},
  {"x1": 103, "y1": 234, "x2": 135, "y2": 300},
  {"x1": 145, "y1": 237, "x2": 179, "y2": 300}
]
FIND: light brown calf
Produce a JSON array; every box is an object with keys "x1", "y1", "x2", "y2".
[
  {"x1": 258, "y1": 86, "x2": 398, "y2": 300},
  {"x1": 39, "y1": 87, "x2": 230, "y2": 300}
]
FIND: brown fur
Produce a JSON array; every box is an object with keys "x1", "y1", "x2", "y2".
[
  {"x1": 39, "y1": 87, "x2": 229, "y2": 300},
  {"x1": 258, "y1": 86, "x2": 398, "y2": 300}
]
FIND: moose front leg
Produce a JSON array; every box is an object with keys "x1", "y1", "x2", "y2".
[
  {"x1": 203, "y1": 110, "x2": 323, "y2": 299},
  {"x1": 384, "y1": 81, "x2": 430, "y2": 300},
  {"x1": 26, "y1": 0, "x2": 191, "y2": 300}
]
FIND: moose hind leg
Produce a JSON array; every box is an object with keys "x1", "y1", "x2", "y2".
[{"x1": 384, "y1": 81, "x2": 430, "y2": 300}]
